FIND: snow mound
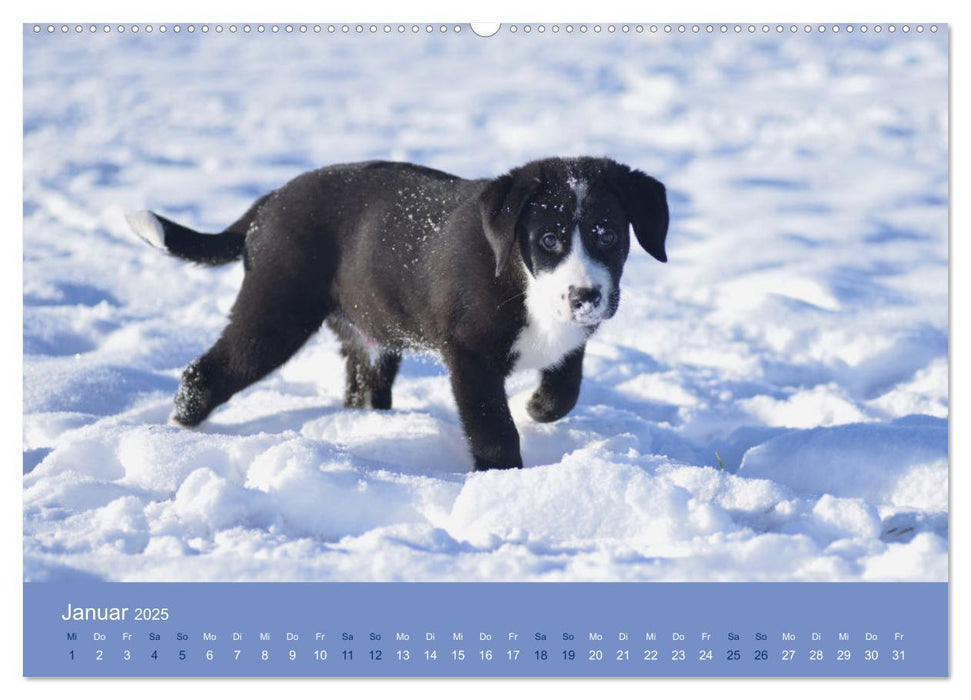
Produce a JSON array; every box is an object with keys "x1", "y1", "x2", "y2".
[
  {"x1": 443, "y1": 450, "x2": 735, "y2": 548},
  {"x1": 740, "y1": 418, "x2": 947, "y2": 510}
]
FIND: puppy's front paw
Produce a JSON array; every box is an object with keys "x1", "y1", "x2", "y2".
[
  {"x1": 527, "y1": 390, "x2": 570, "y2": 423},
  {"x1": 171, "y1": 361, "x2": 216, "y2": 427}
]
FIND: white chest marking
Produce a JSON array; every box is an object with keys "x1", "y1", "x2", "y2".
[{"x1": 511, "y1": 314, "x2": 589, "y2": 372}]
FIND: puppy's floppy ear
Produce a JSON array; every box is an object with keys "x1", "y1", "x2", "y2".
[
  {"x1": 479, "y1": 172, "x2": 538, "y2": 277},
  {"x1": 608, "y1": 164, "x2": 669, "y2": 263}
]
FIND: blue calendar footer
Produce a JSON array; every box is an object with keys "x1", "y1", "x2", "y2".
[{"x1": 24, "y1": 582, "x2": 947, "y2": 677}]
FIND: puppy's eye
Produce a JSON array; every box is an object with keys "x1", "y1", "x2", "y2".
[
  {"x1": 596, "y1": 228, "x2": 618, "y2": 248},
  {"x1": 540, "y1": 232, "x2": 559, "y2": 251}
]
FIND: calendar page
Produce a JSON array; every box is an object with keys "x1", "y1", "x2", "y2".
[{"x1": 22, "y1": 21, "x2": 948, "y2": 678}]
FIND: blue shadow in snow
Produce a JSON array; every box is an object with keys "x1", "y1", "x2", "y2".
[
  {"x1": 23, "y1": 448, "x2": 52, "y2": 475},
  {"x1": 24, "y1": 281, "x2": 119, "y2": 308}
]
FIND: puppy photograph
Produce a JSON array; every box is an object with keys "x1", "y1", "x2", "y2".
[
  {"x1": 126, "y1": 158, "x2": 668, "y2": 470},
  {"x1": 23, "y1": 24, "x2": 947, "y2": 583}
]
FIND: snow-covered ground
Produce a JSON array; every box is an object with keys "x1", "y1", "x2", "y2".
[{"x1": 23, "y1": 26, "x2": 948, "y2": 582}]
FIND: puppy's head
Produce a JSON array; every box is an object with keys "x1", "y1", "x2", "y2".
[{"x1": 480, "y1": 157, "x2": 669, "y2": 326}]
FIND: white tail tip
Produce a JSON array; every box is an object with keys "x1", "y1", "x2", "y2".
[{"x1": 125, "y1": 210, "x2": 166, "y2": 249}]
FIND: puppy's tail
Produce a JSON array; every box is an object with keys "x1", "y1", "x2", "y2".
[{"x1": 125, "y1": 195, "x2": 269, "y2": 266}]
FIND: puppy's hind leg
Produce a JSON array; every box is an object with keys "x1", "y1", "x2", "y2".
[
  {"x1": 172, "y1": 278, "x2": 330, "y2": 427},
  {"x1": 342, "y1": 345, "x2": 401, "y2": 410}
]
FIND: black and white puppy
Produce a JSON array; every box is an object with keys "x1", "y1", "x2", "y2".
[{"x1": 127, "y1": 157, "x2": 669, "y2": 471}]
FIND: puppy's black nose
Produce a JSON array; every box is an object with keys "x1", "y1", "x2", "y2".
[{"x1": 568, "y1": 285, "x2": 602, "y2": 310}]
